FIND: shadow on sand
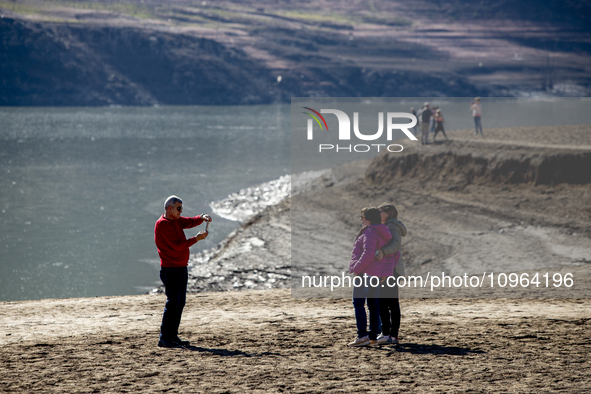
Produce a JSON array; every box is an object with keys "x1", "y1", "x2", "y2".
[
  {"x1": 385, "y1": 342, "x2": 486, "y2": 356},
  {"x1": 182, "y1": 345, "x2": 279, "y2": 357}
]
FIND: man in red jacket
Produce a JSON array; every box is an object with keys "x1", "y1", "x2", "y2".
[{"x1": 154, "y1": 195, "x2": 211, "y2": 348}]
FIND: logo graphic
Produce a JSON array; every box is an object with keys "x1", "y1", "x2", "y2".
[
  {"x1": 303, "y1": 107, "x2": 418, "y2": 153},
  {"x1": 302, "y1": 107, "x2": 329, "y2": 133}
]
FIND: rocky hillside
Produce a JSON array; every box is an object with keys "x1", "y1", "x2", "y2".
[
  {"x1": 0, "y1": 16, "x2": 483, "y2": 106},
  {"x1": 2, "y1": 0, "x2": 591, "y2": 106},
  {"x1": 0, "y1": 18, "x2": 276, "y2": 106}
]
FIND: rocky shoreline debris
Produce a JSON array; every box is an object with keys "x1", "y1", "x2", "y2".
[
  {"x1": 152, "y1": 195, "x2": 292, "y2": 295},
  {"x1": 152, "y1": 170, "x2": 329, "y2": 295},
  {"x1": 209, "y1": 175, "x2": 290, "y2": 222}
]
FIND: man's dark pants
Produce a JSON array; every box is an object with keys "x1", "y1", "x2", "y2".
[{"x1": 160, "y1": 267, "x2": 188, "y2": 340}]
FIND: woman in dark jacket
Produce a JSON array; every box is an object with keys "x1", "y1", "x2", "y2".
[{"x1": 375, "y1": 203, "x2": 407, "y2": 345}]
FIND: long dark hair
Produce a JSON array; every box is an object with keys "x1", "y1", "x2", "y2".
[
  {"x1": 361, "y1": 207, "x2": 381, "y2": 225},
  {"x1": 378, "y1": 203, "x2": 398, "y2": 220}
]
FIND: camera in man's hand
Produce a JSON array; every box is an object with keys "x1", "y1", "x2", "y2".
[{"x1": 196, "y1": 231, "x2": 208, "y2": 241}]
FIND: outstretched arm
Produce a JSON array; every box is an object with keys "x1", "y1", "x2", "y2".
[{"x1": 179, "y1": 214, "x2": 211, "y2": 229}]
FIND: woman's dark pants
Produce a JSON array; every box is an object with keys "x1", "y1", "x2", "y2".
[
  {"x1": 379, "y1": 298, "x2": 401, "y2": 338},
  {"x1": 160, "y1": 267, "x2": 188, "y2": 340},
  {"x1": 352, "y1": 276, "x2": 381, "y2": 340},
  {"x1": 379, "y1": 279, "x2": 400, "y2": 338}
]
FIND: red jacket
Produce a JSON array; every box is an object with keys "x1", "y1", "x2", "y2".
[{"x1": 154, "y1": 215, "x2": 205, "y2": 268}]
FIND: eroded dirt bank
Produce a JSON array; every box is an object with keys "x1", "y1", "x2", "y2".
[{"x1": 165, "y1": 125, "x2": 591, "y2": 297}]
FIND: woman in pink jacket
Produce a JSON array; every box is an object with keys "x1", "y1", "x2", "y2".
[{"x1": 348, "y1": 207, "x2": 397, "y2": 347}]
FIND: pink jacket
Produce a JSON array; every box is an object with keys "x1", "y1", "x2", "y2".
[{"x1": 349, "y1": 224, "x2": 397, "y2": 277}]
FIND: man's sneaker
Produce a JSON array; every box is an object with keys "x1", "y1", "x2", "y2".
[
  {"x1": 391, "y1": 337, "x2": 399, "y2": 345},
  {"x1": 376, "y1": 334, "x2": 392, "y2": 345},
  {"x1": 348, "y1": 336, "x2": 370, "y2": 347},
  {"x1": 174, "y1": 337, "x2": 190, "y2": 346},
  {"x1": 158, "y1": 338, "x2": 182, "y2": 348}
]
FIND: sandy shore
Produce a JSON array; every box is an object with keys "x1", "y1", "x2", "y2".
[
  {"x1": 2, "y1": 124, "x2": 590, "y2": 392},
  {"x1": 1, "y1": 291, "x2": 590, "y2": 392}
]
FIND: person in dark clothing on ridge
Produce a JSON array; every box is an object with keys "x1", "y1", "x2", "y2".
[{"x1": 433, "y1": 109, "x2": 449, "y2": 142}]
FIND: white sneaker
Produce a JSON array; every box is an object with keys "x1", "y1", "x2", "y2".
[
  {"x1": 376, "y1": 335, "x2": 392, "y2": 345},
  {"x1": 348, "y1": 336, "x2": 370, "y2": 347}
]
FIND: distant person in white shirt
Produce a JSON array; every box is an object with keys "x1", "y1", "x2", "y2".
[
  {"x1": 419, "y1": 102, "x2": 433, "y2": 145},
  {"x1": 471, "y1": 97, "x2": 483, "y2": 135}
]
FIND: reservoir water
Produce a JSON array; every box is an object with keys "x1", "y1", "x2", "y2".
[{"x1": 0, "y1": 105, "x2": 290, "y2": 301}]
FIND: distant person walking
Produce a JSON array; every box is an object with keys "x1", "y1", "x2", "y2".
[
  {"x1": 348, "y1": 207, "x2": 396, "y2": 347},
  {"x1": 420, "y1": 102, "x2": 433, "y2": 145},
  {"x1": 471, "y1": 97, "x2": 483, "y2": 135},
  {"x1": 375, "y1": 203, "x2": 407, "y2": 345},
  {"x1": 430, "y1": 106, "x2": 438, "y2": 134},
  {"x1": 433, "y1": 109, "x2": 449, "y2": 142},
  {"x1": 154, "y1": 195, "x2": 211, "y2": 348},
  {"x1": 410, "y1": 107, "x2": 418, "y2": 136}
]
